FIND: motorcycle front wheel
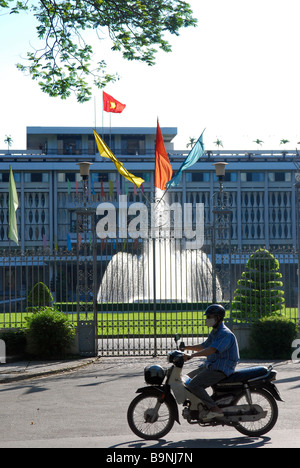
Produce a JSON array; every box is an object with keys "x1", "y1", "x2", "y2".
[
  {"x1": 127, "y1": 391, "x2": 176, "y2": 440},
  {"x1": 234, "y1": 389, "x2": 278, "y2": 437}
]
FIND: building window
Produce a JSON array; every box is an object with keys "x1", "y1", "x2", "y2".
[
  {"x1": 268, "y1": 172, "x2": 292, "y2": 182},
  {"x1": 134, "y1": 172, "x2": 151, "y2": 182},
  {"x1": 57, "y1": 135, "x2": 82, "y2": 155},
  {"x1": 121, "y1": 135, "x2": 145, "y2": 155},
  {"x1": 58, "y1": 173, "x2": 81, "y2": 183},
  {"x1": 186, "y1": 172, "x2": 210, "y2": 182},
  {"x1": 241, "y1": 172, "x2": 265, "y2": 182},
  {"x1": 88, "y1": 135, "x2": 96, "y2": 155},
  {"x1": 213, "y1": 172, "x2": 237, "y2": 182},
  {"x1": 0, "y1": 173, "x2": 21, "y2": 183},
  {"x1": 25, "y1": 173, "x2": 49, "y2": 183},
  {"x1": 93, "y1": 173, "x2": 110, "y2": 182}
]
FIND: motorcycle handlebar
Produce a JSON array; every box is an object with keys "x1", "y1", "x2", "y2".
[{"x1": 179, "y1": 342, "x2": 186, "y2": 352}]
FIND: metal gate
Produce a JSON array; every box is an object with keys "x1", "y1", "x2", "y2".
[
  {"x1": 0, "y1": 233, "x2": 298, "y2": 357},
  {"x1": 96, "y1": 190, "x2": 233, "y2": 356},
  {"x1": 96, "y1": 240, "x2": 299, "y2": 356},
  {"x1": 97, "y1": 236, "x2": 214, "y2": 356}
]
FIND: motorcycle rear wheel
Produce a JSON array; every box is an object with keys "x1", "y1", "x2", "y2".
[
  {"x1": 127, "y1": 392, "x2": 176, "y2": 440},
  {"x1": 234, "y1": 389, "x2": 278, "y2": 437}
]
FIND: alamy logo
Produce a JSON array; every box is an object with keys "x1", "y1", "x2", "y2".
[
  {"x1": 95, "y1": 195, "x2": 204, "y2": 249},
  {"x1": 0, "y1": 339, "x2": 6, "y2": 364},
  {"x1": 292, "y1": 339, "x2": 300, "y2": 363}
]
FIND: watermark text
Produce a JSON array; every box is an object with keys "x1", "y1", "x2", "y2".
[
  {"x1": 0, "y1": 339, "x2": 6, "y2": 364},
  {"x1": 96, "y1": 196, "x2": 204, "y2": 249}
]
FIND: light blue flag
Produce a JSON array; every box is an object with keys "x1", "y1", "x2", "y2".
[{"x1": 166, "y1": 130, "x2": 205, "y2": 189}]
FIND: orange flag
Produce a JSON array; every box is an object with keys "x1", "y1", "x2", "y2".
[{"x1": 155, "y1": 120, "x2": 173, "y2": 190}]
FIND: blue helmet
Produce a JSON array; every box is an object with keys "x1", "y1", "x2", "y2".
[{"x1": 204, "y1": 304, "x2": 225, "y2": 319}]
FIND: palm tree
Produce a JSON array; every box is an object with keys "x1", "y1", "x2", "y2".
[
  {"x1": 280, "y1": 139, "x2": 289, "y2": 159},
  {"x1": 253, "y1": 139, "x2": 264, "y2": 146},
  {"x1": 187, "y1": 137, "x2": 196, "y2": 149},
  {"x1": 214, "y1": 138, "x2": 223, "y2": 148},
  {"x1": 4, "y1": 135, "x2": 13, "y2": 152}
]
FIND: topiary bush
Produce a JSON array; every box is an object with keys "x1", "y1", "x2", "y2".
[
  {"x1": 250, "y1": 316, "x2": 297, "y2": 359},
  {"x1": 232, "y1": 248, "x2": 285, "y2": 320},
  {"x1": 25, "y1": 308, "x2": 75, "y2": 359},
  {"x1": 27, "y1": 282, "x2": 54, "y2": 313}
]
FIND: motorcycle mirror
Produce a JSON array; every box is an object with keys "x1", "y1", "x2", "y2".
[{"x1": 174, "y1": 333, "x2": 181, "y2": 343}]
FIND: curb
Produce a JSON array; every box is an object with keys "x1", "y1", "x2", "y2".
[{"x1": 0, "y1": 357, "x2": 100, "y2": 384}]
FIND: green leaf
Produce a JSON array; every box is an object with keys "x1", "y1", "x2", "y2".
[{"x1": 6, "y1": 0, "x2": 197, "y2": 101}]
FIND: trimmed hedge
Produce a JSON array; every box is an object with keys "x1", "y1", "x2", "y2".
[
  {"x1": 250, "y1": 316, "x2": 297, "y2": 359},
  {"x1": 54, "y1": 302, "x2": 216, "y2": 313},
  {"x1": 28, "y1": 282, "x2": 53, "y2": 312},
  {"x1": 25, "y1": 308, "x2": 75, "y2": 358},
  {"x1": 233, "y1": 249, "x2": 285, "y2": 319}
]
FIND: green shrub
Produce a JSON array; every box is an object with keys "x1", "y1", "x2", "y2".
[
  {"x1": 250, "y1": 316, "x2": 297, "y2": 359},
  {"x1": 27, "y1": 282, "x2": 53, "y2": 311},
  {"x1": 26, "y1": 308, "x2": 75, "y2": 359},
  {"x1": 232, "y1": 248, "x2": 285, "y2": 320}
]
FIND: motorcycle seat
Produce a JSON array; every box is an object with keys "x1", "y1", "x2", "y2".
[{"x1": 220, "y1": 366, "x2": 269, "y2": 384}]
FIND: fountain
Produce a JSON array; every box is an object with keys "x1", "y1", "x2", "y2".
[
  {"x1": 97, "y1": 190, "x2": 221, "y2": 303},
  {"x1": 98, "y1": 238, "x2": 221, "y2": 303}
]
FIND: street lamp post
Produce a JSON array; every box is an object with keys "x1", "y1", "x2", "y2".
[
  {"x1": 77, "y1": 162, "x2": 93, "y2": 206},
  {"x1": 76, "y1": 162, "x2": 97, "y2": 357},
  {"x1": 211, "y1": 162, "x2": 232, "y2": 321},
  {"x1": 213, "y1": 162, "x2": 228, "y2": 194}
]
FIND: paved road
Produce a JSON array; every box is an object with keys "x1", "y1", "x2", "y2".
[{"x1": 0, "y1": 357, "x2": 299, "y2": 448}]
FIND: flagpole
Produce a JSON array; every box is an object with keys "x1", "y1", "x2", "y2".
[
  {"x1": 152, "y1": 235, "x2": 157, "y2": 357},
  {"x1": 155, "y1": 186, "x2": 169, "y2": 207},
  {"x1": 109, "y1": 112, "x2": 112, "y2": 147},
  {"x1": 139, "y1": 188, "x2": 152, "y2": 206},
  {"x1": 156, "y1": 128, "x2": 206, "y2": 206},
  {"x1": 94, "y1": 96, "x2": 97, "y2": 130},
  {"x1": 102, "y1": 94, "x2": 104, "y2": 139}
]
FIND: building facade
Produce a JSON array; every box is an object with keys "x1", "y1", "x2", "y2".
[
  {"x1": 1, "y1": 126, "x2": 299, "y2": 344},
  {"x1": 0, "y1": 126, "x2": 298, "y2": 251}
]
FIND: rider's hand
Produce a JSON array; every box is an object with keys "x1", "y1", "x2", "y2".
[{"x1": 183, "y1": 354, "x2": 192, "y2": 362}]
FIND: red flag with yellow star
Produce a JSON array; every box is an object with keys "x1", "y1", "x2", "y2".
[{"x1": 103, "y1": 91, "x2": 126, "y2": 113}]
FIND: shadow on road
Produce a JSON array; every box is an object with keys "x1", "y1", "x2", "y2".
[{"x1": 110, "y1": 435, "x2": 271, "y2": 449}]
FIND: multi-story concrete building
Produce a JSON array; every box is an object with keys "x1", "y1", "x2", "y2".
[
  {"x1": 0, "y1": 126, "x2": 298, "y2": 251},
  {"x1": 0, "y1": 126, "x2": 177, "y2": 250}
]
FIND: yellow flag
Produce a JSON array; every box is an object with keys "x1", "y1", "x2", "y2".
[
  {"x1": 93, "y1": 129, "x2": 145, "y2": 188},
  {"x1": 8, "y1": 166, "x2": 19, "y2": 245}
]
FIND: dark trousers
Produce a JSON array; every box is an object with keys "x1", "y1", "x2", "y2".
[{"x1": 187, "y1": 367, "x2": 225, "y2": 409}]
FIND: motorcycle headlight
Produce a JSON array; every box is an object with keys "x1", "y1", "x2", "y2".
[{"x1": 168, "y1": 350, "x2": 184, "y2": 368}]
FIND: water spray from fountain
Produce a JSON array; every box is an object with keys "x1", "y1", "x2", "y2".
[{"x1": 97, "y1": 188, "x2": 221, "y2": 303}]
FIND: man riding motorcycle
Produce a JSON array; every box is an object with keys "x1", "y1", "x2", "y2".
[{"x1": 182, "y1": 304, "x2": 240, "y2": 421}]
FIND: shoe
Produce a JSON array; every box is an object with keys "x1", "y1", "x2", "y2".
[{"x1": 202, "y1": 410, "x2": 224, "y2": 421}]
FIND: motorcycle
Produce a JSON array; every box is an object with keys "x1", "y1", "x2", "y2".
[{"x1": 127, "y1": 335, "x2": 283, "y2": 440}]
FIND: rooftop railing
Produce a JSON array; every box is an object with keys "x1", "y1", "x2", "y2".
[{"x1": 0, "y1": 149, "x2": 298, "y2": 163}]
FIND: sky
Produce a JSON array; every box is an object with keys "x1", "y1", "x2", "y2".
[{"x1": 1, "y1": 0, "x2": 300, "y2": 151}]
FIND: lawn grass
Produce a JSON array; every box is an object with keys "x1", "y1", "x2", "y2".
[{"x1": 1, "y1": 308, "x2": 298, "y2": 337}]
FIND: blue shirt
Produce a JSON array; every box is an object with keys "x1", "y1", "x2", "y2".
[{"x1": 201, "y1": 323, "x2": 240, "y2": 376}]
